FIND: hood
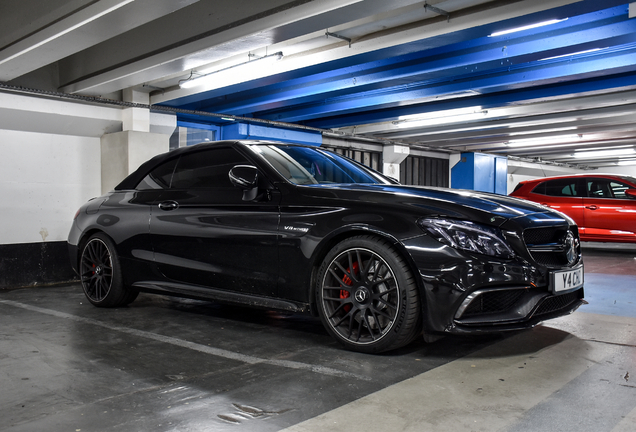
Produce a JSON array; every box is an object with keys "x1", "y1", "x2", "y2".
[{"x1": 301, "y1": 183, "x2": 555, "y2": 224}]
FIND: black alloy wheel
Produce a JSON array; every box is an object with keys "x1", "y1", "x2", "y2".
[
  {"x1": 317, "y1": 235, "x2": 421, "y2": 353},
  {"x1": 80, "y1": 233, "x2": 137, "y2": 307}
]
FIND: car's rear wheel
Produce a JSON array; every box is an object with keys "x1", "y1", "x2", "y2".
[
  {"x1": 80, "y1": 233, "x2": 138, "y2": 307},
  {"x1": 316, "y1": 235, "x2": 421, "y2": 353}
]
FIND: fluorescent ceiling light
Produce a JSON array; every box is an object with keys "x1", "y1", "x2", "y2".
[
  {"x1": 180, "y1": 52, "x2": 283, "y2": 90},
  {"x1": 540, "y1": 48, "x2": 605, "y2": 61},
  {"x1": 507, "y1": 134, "x2": 580, "y2": 147},
  {"x1": 573, "y1": 148, "x2": 636, "y2": 159},
  {"x1": 508, "y1": 126, "x2": 577, "y2": 136},
  {"x1": 575, "y1": 144, "x2": 634, "y2": 153},
  {"x1": 0, "y1": 0, "x2": 135, "y2": 65},
  {"x1": 489, "y1": 18, "x2": 567, "y2": 37},
  {"x1": 393, "y1": 106, "x2": 487, "y2": 128},
  {"x1": 397, "y1": 106, "x2": 483, "y2": 122}
]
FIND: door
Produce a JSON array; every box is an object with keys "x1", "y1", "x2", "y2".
[
  {"x1": 149, "y1": 146, "x2": 281, "y2": 296},
  {"x1": 528, "y1": 178, "x2": 585, "y2": 227},
  {"x1": 582, "y1": 177, "x2": 636, "y2": 242}
]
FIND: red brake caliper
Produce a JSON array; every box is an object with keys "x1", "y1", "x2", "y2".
[{"x1": 340, "y1": 262, "x2": 359, "y2": 313}]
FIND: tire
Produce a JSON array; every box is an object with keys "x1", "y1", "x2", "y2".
[
  {"x1": 316, "y1": 235, "x2": 421, "y2": 353},
  {"x1": 79, "y1": 233, "x2": 138, "y2": 307}
]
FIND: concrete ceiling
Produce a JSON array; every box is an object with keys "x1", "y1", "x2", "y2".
[{"x1": 2, "y1": 0, "x2": 636, "y2": 168}]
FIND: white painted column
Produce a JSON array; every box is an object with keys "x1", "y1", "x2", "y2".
[
  {"x1": 382, "y1": 144, "x2": 410, "y2": 181},
  {"x1": 100, "y1": 89, "x2": 169, "y2": 193},
  {"x1": 122, "y1": 88, "x2": 151, "y2": 132}
]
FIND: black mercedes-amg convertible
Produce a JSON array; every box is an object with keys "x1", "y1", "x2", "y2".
[{"x1": 68, "y1": 140, "x2": 585, "y2": 353}]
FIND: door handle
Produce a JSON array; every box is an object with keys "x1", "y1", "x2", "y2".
[
  {"x1": 158, "y1": 201, "x2": 179, "y2": 211},
  {"x1": 585, "y1": 205, "x2": 598, "y2": 210}
]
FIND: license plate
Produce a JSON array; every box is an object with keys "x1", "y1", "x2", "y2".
[{"x1": 551, "y1": 263, "x2": 584, "y2": 293}]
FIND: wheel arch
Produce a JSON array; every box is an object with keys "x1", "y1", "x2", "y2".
[
  {"x1": 307, "y1": 227, "x2": 426, "y2": 317},
  {"x1": 75, "y1": 229, "x2": 121, "y2": 275}
]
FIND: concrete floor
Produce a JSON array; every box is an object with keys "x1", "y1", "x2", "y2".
[{"x1": 1, "y1": 244, "x2": 635, "y2": 432}]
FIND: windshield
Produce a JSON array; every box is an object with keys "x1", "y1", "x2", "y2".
[{"x1": 249, "y1": 144, "x2": 391, "y2": 185}]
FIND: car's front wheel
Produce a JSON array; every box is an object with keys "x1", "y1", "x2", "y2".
[
  {"x1": 316, "y1": 235, "x2": 421, "y2": 353},
  {"x1": 80, "y1": 233, "x2": 138, "y2": 307}
]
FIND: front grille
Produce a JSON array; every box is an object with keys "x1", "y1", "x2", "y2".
[
  {"x1": 534, "y1": 291, "x2": 581, "y2": 317},
  {"x1": 524, "y1": 227, "x2": 563, "y2": 245},
  {"x1": 523, "y1": 226, "x2": 579, "y2": 269},
  {"x1": 530, "y1": 251, "x2": 570, "y2": 267},
  {"x1": 462, "y1": 289, "x2": 525, "y2": 317}
]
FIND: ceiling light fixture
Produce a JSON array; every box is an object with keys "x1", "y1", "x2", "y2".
[
  {"x1": 574, "y1": 144, "x2": 634, "y2": 153},
  {"x1": 489, "y1": 18, "x2": 567, "y2": 37},
  {"x1": 508, "y1": 126, "x2": 577, "y2": 136},
  {"x1": 392, "y1": 106, "x2": 488, "y2": 128},
  {"x1": 0, "y1": 0, "x2": 136, "y2": 66},
  {"x1": 573, "y1": 148, "x2": 636, "y2": 159},
  {"x1": 507, "y1": 134, "x2": 581, "y2": 147},
  {"x1": 180, "y1": 51, "x2": 283, "y2": 90},
  {"x1": 540, "y1": 48, "x2": 605, "y2": 61}
]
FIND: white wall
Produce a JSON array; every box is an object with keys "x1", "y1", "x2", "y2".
[
  {"x1": 0, "y1": 92, "x2": 176, "y2": 246},
  {"x1": 0, "y1": 129, "x2": 101, "y2": 244},
  {"x1": 0, "y1": 93, "x2": 171, "y2": 250}
]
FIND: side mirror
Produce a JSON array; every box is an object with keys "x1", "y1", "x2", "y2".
[
  {"x1": 229, "y1": 165, "x2": 259, "y2": 201},
  {"x1": 625, "y1": 189, "x2": 636, "y2": 198}
]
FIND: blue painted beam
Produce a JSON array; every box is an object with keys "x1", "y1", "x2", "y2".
[
  {"x1": 257, "y1": 48, "x2": 636, "y2": 123},
  {"x1": 220, "y1": 123, "x2": 322, "y2": 146},
  {"x1": 158, "y1": 1, "x2": 636, "y2": 135},
  {"x1": 190, "y1": 6, "x2": 635, "y2": 116},
  {"x1": 162, "y1": 1, "x2": 630, "y2": 110},
  {"x1": 161, "y1": 1, "x2": 630, "y2": 114},
  {"x1": 304, "y1": 71, "x2": 636, "y2": 129}
]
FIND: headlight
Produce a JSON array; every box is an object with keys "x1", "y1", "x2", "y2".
[{"x1": 418, "y1": 218, "x2": 515, "y2": 259}]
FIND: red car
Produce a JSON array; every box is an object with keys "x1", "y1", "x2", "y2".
[{"x1": 511, "y1": 174, "x2": 636, "y2": 243}]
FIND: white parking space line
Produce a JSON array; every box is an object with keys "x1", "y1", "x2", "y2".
[{"x1": 0, "y1": 300, "x2": 371, "y2": 382}]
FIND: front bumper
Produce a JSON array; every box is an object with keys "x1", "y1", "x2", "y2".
[{"x1": 403, "y1": 235, "x2": 585, "y2": 335}]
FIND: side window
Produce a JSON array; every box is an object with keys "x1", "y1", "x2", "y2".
[
  {"x1": 136, "y1": 158, "x2": 178, "y2": 190},
  {"x1": 531, "y1": 182, "x2": 546, "y2": 195},
  {"x1": 587, "y1": 179, "x2": 633, "y2": 199},
  {"x1": 610, "y1": 181, "x2": 631, "y2": 199},
  {"x1": 171, "y1": 147, "x2": 250, "y2": 189},
  {"x1": 534, "y1": 179, "x2": 580, "y2": 197},
  {"x1": 587, "y1": 179, "x2": 614, "y2": 198}
]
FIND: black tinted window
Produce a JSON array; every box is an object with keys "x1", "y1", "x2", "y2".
[
  {"x1": 250, "y1": 144, "x2": 388, "y2": 185},
  {"x1": 136, "y1": 158, "x2": 178, "y2": 190},
  {"x1": 587, "y1": 178, "x2": 633, "y2": 199},
  {"x1": 135, "y1": 147, "x2": 249, "y2": 190},
  {"x1": 171, "y1": 148, "x2": 249, "y2": 189},
  {"x1": 534, "y1": 179, "x2": 580, "y2": 197}
]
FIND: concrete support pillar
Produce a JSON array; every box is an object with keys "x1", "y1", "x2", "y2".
[
  {"x1": 382, "y1": 144, "x2": 410, "y2": 180},
  {"x1": 100, "y1": 131, "x2": 169, "y2": 194},
  {"x1": 178, "y1": 126, "x2": 188, "y2": 148},
  {"x1": 122, "y1": 88, "x2": 150, "y2": 132},
  {"x1": 100, "y1": 89, "x2": 168, "y2": 193}
]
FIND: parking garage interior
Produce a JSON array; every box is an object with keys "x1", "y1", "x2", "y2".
[{"x1": 1, "y1": 1, "x2": 636, "y2": 431}]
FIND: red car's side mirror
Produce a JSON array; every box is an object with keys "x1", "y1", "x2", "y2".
[{"x1": 625, "y1": 189, "x2": 636, "y2": 198}]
